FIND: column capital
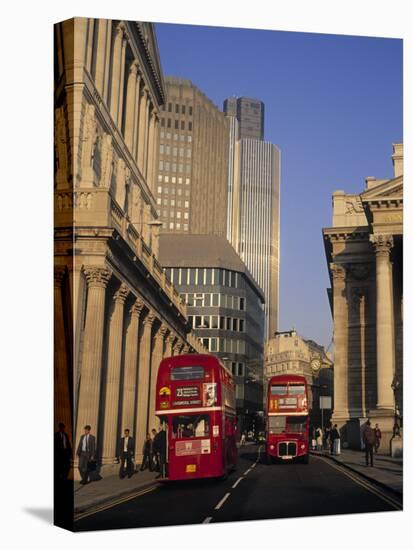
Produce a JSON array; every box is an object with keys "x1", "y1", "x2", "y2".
[
  {"x1": 83, "y1": 266, "x2": 112, "y2": 288},
  {"x1": 113, "y1": 283, "x2": 129, "y2": 305},
  {"x1": 116, "y1": 22, "x2": 127, "y2": 38},
  {"x1": 329, "y1": 263, "x2": 346, "y2": 282},
  {"x1": 129, "y1": 60, "x2": 138, "y2": 76},
  {"x1": 130, "y1": 298, "x2": 145, "y2": 318},
  {"x1": 142, "y1": 312, "x2": 156, "y2": 328},
  {"x1": 154, "y1": 325, "x2": 168, "y2": 341},
  {"x1": 54, "y1": 266, "x2": 66, "y2": 287},
  {"x1": 370, "y1": 234, "x2": 394, "y2": 257}
]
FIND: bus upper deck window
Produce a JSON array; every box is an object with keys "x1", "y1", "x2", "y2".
[{"x1": 171, "y1": 365, "x2": 205, "y2": 380}]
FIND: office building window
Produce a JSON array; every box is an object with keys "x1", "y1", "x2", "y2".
[
  {"x1": 212, "y1": 293, "x2": 219, "y2": 307},
  {"x1": 240, "y1": 297, "x2": 245, "y2": 311},
  {"x1": 189, "y1": 268, "x2": 196, "y2": 285},
  {"x1": 186, "y1": 164, "x2": 191, "y2": 174},
  {"x1": 158, "y1": 175, "x2": 163, "y2": 183},
  {"x1": 188, "y1": 122, "x2": 192, "y2": 130},
  {"x1": 163, "y1": 199, "x2": 168, "y2": 206},
  {"x1": 174, "y1": 120, "x2": 179, "y2": 129},
  {"x1": 184, "y1": 212, "x2": 189, "y2": 219},
  {"x1": 239, "y1": 319, "x2": 245, "y2": 332},
  {"x1": 185, "y1": 178, "x2": 190, "y2": 185},
  {"x1": 159, "y1": 160, "x2": 164, "y2": 171},
  {"x1": 173, "y1": 133, "x2": 178, "y2": 141},
  {"x1": 179, "y1": 148, "x2": 184, "y2": 157},
  {"x1": 210, "y1": 338, "x2": 217, "y2": 352},
  {"x1": 180, "y1": 134, "x2": 185, "y2": 142},
  {"x1": 172, "y1": 163, "x2": 176, "y2": 172},
  {"x1": 188, "y1": 135, "x2": 192, "y2": 142},
  {"x1": 183, "y1": 224, "x2": 188, "y2": 231},
  {"x1": 164, "y1": 187, "x2": 169, "y2": 194},
  {"x1": 204, "y1": 293, "x2": 211, "y2": 307},
  {"x1": 211, "y1": 315, "x2": 218, "y2": 329},
  {"x1": 167, "y1": 119, "x2": 171, "y2": 128},
  {"x1": 182, "y1": 105, "x2": 186, "y2": 115},
  {"x1": 160, "y1": 131, "x2": 165, "y2": 138},
  {"x1": 156, "y1": 198, "x2": 161, "y2": 205},
  {"x1": 171, "y1": 199, "x2": 175, "y2": 206},
  {"x1": 178, "y1": 163, "x2": 184, "y2": 173},
  {"x1": 161, "y1": 118, "x2": 165, "y2": 127},
  {"x1": 232, "y1": 318, "x2": 238, "y2": 331},
  {"x1": 168, "y1": 102, "x2": 172, "y2": 112},
  {"x1": 160, "y1": 144, "x2": 164, "y2": 154},
  {"x1": 178, "y1": 177, "x2": 183, "y2": 184},
  {"x1": 177, "y1": 189, "x2": 182, "y2": 196},
  {"x1": 173, "y1": 147, "x2": 177, "y2": 156},
  {"x1": 184, "y1": 201, "x2": 189, "y2": 208},
  {"x1": 165, "y1": 161, "x2": 170, "y2": 171},
  {"x1": 166, "y1": 132, "x2": 171, "y2": 139},
  {"x1": 169, "y1": 222, "x2": 174, "y2": 229},
  {"x1": 175, "y1": 104, "x2": 179, "y2": 113},
  {"x1": 226, "y1": 317, "x2": 231, "y2": 330},
  {"x1": 157, "y1": 186, "x2": 162, "y2": 193},
  {"x1": 176, "y1": 223, "x2": 181, "y2": 230},
  {"x1": 195, "y1": 316, "x2": 202, "y2": 328},
  {"x1": 172, "y1": 176, "x2": 176, "y2": 183},
  {"x1": 186, "y1": 148, "x2": 192, "y2": 158},
  {"x1": 189, "y1": 106, "x2": 193, "y2": 116},
  {"x1": 237, "y1": 363, "x2": 244, "y2": 376}
]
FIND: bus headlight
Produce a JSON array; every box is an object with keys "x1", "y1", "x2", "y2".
[
  {"x1": 301, "y1": 444, "x2": 305, "y2": 449},
  {"x1": 270, "y1": 445, "x2": 274, "y2": 450}
]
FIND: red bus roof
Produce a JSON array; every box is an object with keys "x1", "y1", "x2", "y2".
[{"x1": 267, "y1": 374, "x2": 307, "y2": 385}]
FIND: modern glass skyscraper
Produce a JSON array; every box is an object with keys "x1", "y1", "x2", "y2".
[{"x1": 224, "y1": 97, "x2": 280, "y2": 340}]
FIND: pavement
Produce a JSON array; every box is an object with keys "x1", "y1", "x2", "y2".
[
  {"x1": 74, "y1": 467, "x2": 160, "y2": 514},
  {"x1": 311, "y1": 448, "x2": 403, "y2": 496}
]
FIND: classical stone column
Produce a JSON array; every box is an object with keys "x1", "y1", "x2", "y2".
[
  {"x1": 146, "y1": 108, "x2": 155, "y2": 185},
  {"x1": 143, "y1": 102, "x2": 152, "y2": 179},
  {"x1": 124, "y1": 62, "x2": 138, "y2": 151},
  {"x1": 135, "y1": 312, "x2": 156, "y2": 458},
  {"x1": 132, "y1": 72, "x2": 142, "y2": 159},
  {"x1": 148, "y1": 325, "x2": 167, "y2": 431},
  {"x1": 109, "y1": 24, "x2": 126, "y2": 126},
  {"x1": 101, "y1": 283, "x2": 129, "y2": 465},
  {"x1": 121, "y1": 298, "x2": 144, "y2": 433},
  {"x1": 54, "y1": 266, "x2": 72, "y2": 438},
  {"x1": 137, "y1": 88, "x2": 149, "y2": 173},
  {"x1": 370, "y1": 234, "x2": 395, "y2": 410},
  {"x1": 75, "y1": 266, "x2": 111, "y2": 445},
  {"x1": 94, "y1": 19, "x2": 112, "y2": 99},
  {"x1": 165, "y1": 333, "x2": 175, "y2": 358},
  {"x1": 330, "y1": 263, "x2": 349, "y2": 424}
]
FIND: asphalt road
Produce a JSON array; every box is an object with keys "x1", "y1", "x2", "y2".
[{"x1": 74, "y1": 445, "x2": 401, "y2": 531}]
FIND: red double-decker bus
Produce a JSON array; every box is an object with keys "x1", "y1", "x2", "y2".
[
  {"x1": 155, "y1": 353, "x2": 237, "y2": 481},
  {"x1": 265, "y1": 374, "x2": 309, "y2": 463}
]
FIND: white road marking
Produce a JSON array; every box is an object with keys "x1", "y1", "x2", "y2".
[
  {"x1": 203, "y1": 517, "x2": 213, "y2": 523},
  {"x1": 214, "y1": 492, "x2": 231, "y2": 510},
  {"x1": 243, "y1": 467, "x2": 252, "y2": 475},
  {"x1": 232, "y1": 477, "x2": 244, "y2": 489}
]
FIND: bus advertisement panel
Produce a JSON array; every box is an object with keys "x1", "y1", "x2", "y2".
[
  {"x1": 266, "y1": 374, "x2": 309, "y2": 464},
  {"x1": 155, "y1": 354, "x2": 237, "y2": 481}
]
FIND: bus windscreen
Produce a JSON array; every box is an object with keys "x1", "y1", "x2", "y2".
[{"x1": 171, "y1": 366, "x2": 205, "y2": 380}]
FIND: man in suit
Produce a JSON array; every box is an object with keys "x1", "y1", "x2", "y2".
[
  {"x1": 76, "y1": 425, "x2": 96, "y2": 484},
  {"x1": 154, "y1": 425, "x2": 167, "y2": 479},
  {"x1": 118, "y1": 428, "x2": 135, "y2": 479},
  {"x1": 54, "y1": 422, "x2": 72, "y2": 481}
]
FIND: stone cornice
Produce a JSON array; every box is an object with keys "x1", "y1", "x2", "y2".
[{"x1": 323, "y1": 226, "x2": 369, "y2": 243}]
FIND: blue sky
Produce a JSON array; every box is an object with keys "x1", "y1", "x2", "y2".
[{"x1": 155, "y1": 23, "x2": 403, "y2": 349}]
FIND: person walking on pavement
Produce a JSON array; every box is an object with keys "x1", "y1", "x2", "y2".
[
  {"x1": 154, "y1": 425, "x2": 167, "y2": 479},
  {"x1": 240, "y1": 432, "x2": 246, "y2": 446},
  {"x1": 140, "y1": 433, "x2": 154, "y2": 471},
  {"x1": 315, "y1": 426, "x2": 323, "y2": 452},
  {"x1": 323, "y1": 425, "x2": 330, "y2": 451},
  {"x1": 330, "y1": 424, "x2": 340, "y2": 455},
  {"x1": 76, "y1": 425, "x2": 96, "y2": 485},
  {"x1": 363, "y1": 420, "x2": 375, "y2": 466},
  {"x1": 151, "y1": 428, "x2": 159, "y2": 472},
  {"x1": 54, "y1": 422, "x2": 72, "y2": 481},
  {"x1": 374, "y1": 423, "x2": 382, "y2": 454},
  {"x1": 118, "y1": 428, "x2": 135, "y2": 479}
]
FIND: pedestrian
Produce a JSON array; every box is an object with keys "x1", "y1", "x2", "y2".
[
  {"x1": 363, "y1": 420, "x2": 375, "y2": 466},
  {"x1": 76, "y1": 425, "x2": 96, "y2": 485},
  {"x1": 240, "y1": 432, "x2": 246, "y2": 446},
  {"x1": 330, "y1": 424, "x2": 340, "y2": 455},
  {"x1": 151, "y1": 428, "x2": 160, "y2": 472},
  {"x1": 54, "y1": 422, "x2": 72, "y2": 482},
  {"x1": 117, "y1": 428, "x2": 135, "y2": 479},
  {"x1": 140, "y1": 433, "x2": 154, "y2": 471},
  {"x1": 323, "y1": 425, "x2": 330, "y2": 451},
  {"x1": 154, "y1": 425, "x2": 167, "y2": 479},
  {"x1": 315, "y1": 426, "x2": 323, "y2": 452},
  {"x1": 374, "y1": 423, "x2": 382, "y2": 454}
]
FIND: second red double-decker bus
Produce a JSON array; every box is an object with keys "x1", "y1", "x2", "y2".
[
  {"x1": 265, "y1": 374, "x2": 310, "y2": 463},
  {"x1": 155, "y1": 353, "x2": 237, "y2": 481}
]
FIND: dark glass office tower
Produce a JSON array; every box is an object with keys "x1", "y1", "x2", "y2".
[{"x1": 224, "y1": 96, "x2": 265, "y2": 140}]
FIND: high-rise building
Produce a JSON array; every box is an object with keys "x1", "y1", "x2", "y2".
[
  {"x1": 158, "y1": 233, "x2": 265, "y2": 420},
  {"x1": 224, "y1": 96, "x2": 265, "y2": 140},
  {"x1": 156, "y1": 77, "x2": 229, "y2": 236},
  {"x1": 224, "y1": 97, "x2": 280, "y2": 340}
]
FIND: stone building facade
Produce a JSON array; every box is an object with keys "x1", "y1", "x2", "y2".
[
  {"x1": 264, "y1": 330, "x2": 333, "y2": 426},
  {"x1": 155, "y1": 77, "x2": 229, "y2": 236},
  {"x1": 323, "y1": 144, "x2": 403, "y2": 452},
  {"x1": 54, "y1": 18, "x2": 205, "y2": 474}
]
